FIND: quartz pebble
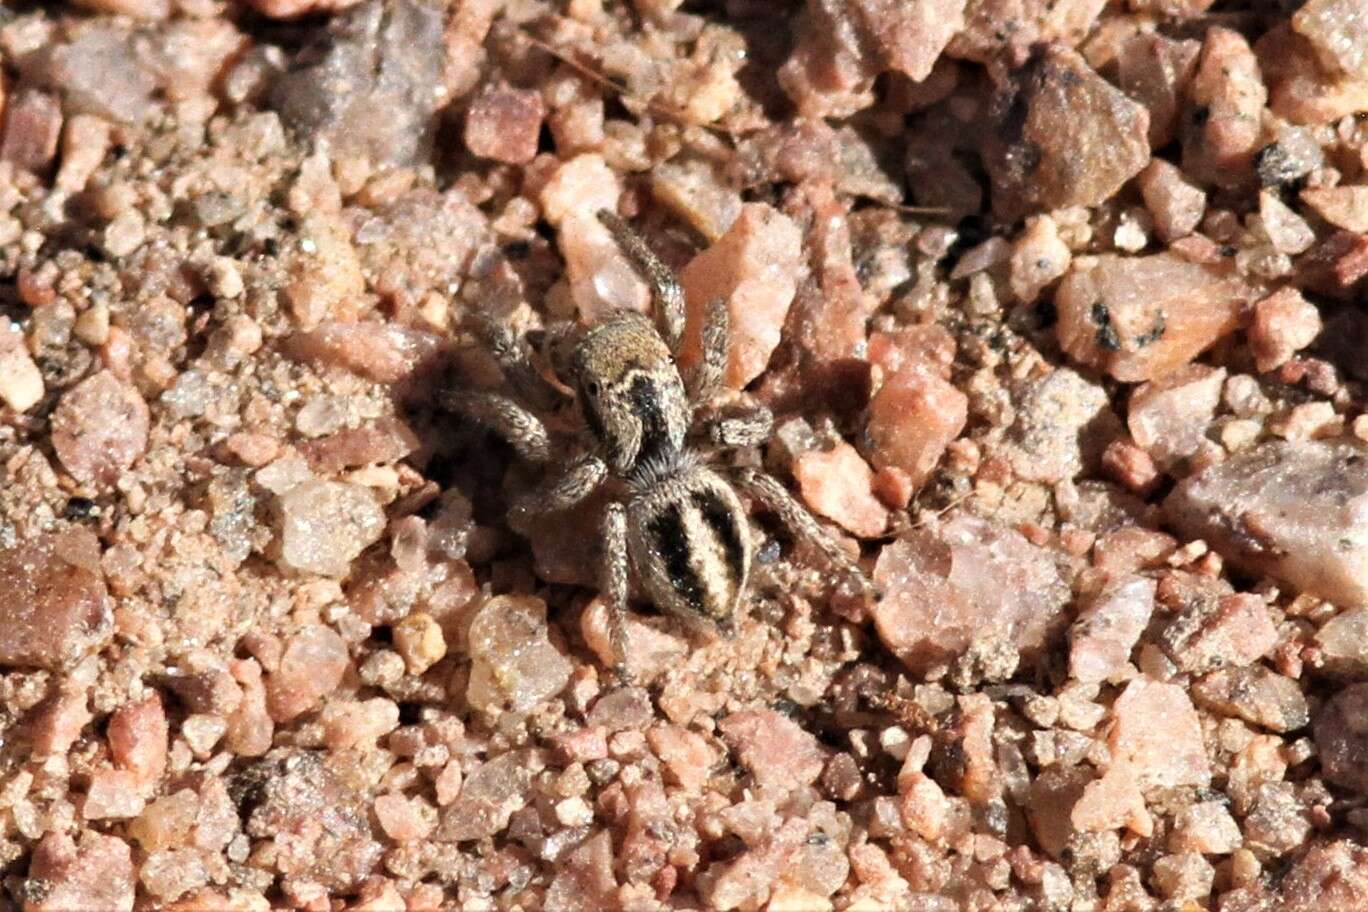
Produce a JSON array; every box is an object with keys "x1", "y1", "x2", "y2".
[
  {"x1": 1314, "y1": 607, "x2": 1368, "y2": 677},
  {"x1": 1, "y1": 89, "x2": 63, "y2": 172},
  {"x1": 51, "y1": 371, "x2": 150, "y2": 487},
  {"x1": 680, "y1": 203, "x2": 803, "y2": 389},
  {"x1": 1108, "y1": 677, "x2": 1211, "y2": 790},
  {"x1": 1003, "y1": 368, "x2": 1120, "y2": 484},
  {"x1": 1277, "y1": 840, "x2": 1368, "y2": 911},
  {"x1": 1118, "y1": 33, "x2": 1201, "y2": 147},
  {"x1": 1291, "y1": 0, "x2": 1368, "y2": 79},
  {"x1": 793, "y1": 442, "x2": 888, "y2": 538},
  {"x1": 718, "y1": 710, "x2": 825, "y2": 792},
  {"x1": 1314, "y1": 683, "x2": 1368, "y2": 794},
  {"x1": 1250, "y1": 288, "x2": 1322, "y2": 372},
  {"x1": 1068, "y1": 575, "x2": 1155, "y2": 683},
  {"x1": 466, "y1": 596, "x2": 572, "y2": 715},
  {"x1": 25, "y1": 831, "x2": 135, "y2": 912},
  {"x1": 1301, "y1": 185, "x2": 1368, "y2": 232},
  {"x1": 0, "y1": 317, "x2": 44, "y2": 412},
  {"x1": 265, "y1": 625, "x2": 350, "y2": 722},
  {"x1": 1182, "y1": 28, "x2": 1268, "y2": 188},
  {"x1": 866, "y1": 362, "x2": 967, "y2": 488},
  {"x1": 1127, "y1": 364, "x2": 1225, "y2": 467},
  {"x1": 1193, "y1": 666, "x2": 1310, "y2": 732},
  {"x1": 1166, "y1": 439, "x2": 1368, "y2": 607},
  {"x1": 108, "y1": 694, "x2": 168, "y2": 786},
  {"x1": 274, "y1": 480, "x2": 386, "y2": 578},
  {"x1": 438, "y1": 751, "x2": 533, "y2": 841},
  {"x1": 464, "y1": 83, "x2": 545, "y2": 165},
  {"x1": 545, "y1": 830, "x2": 617, "y2": 912},
  {"x1": 0, "y1": 533, "x2": 112, "y2": 671},
  {"x1": 1056, "y1": 253, "x2": 1255, "y2": 382},
  {"x1": 872, "y1": 513, "x2": 1070, "y2": 675},
  {"x1": 1170, "y1": 801, "x2": 1242, "y2": 854},
  {"x1": 1136, "y1": 159, "x2": 1206, "y2": 243}
]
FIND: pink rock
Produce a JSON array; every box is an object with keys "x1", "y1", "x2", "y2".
[
  {"x1": 1314, "y1": 683, "x2": 1368, "y2": 795},
  {"x1": 1277, "y1": 841, "x2": 1368, "y2": 911},
  {"x1": 1181, "y1": 28, "x2": 1268, "y2": 188},
  {"x1": 437, "y1": 751, "x2": 531, "y2": 841},
  {"x1": 1292, "y1": 0, "x2": 1368, "y2": 79},
  {"x1": 464, "y1": 83, "x2": 545, "y2": 165},
  {"x1": 1193, "y1": 666, "x2": 1309, "y2": 733},
  {"x1": 1, "y1": 88, "x2": 62, "y2": 172},
  {"x1": 1261, "y1": 25, "x2": 1368, "y2": 125},
  {"x1": 1315, "y1": 607, "x2": 1368, "y2": 678},
  {"x1": 373, "y1": 793, "x2": 435, "y2": 842},
  {"x1": 866, "y1": 364, "x2": 967, "y2": 487},
  {"x1": 868, "y1": 325, "x2": 955, "y2": 381},
  {"x1": 983, "y1": 46, "x2": 1150, "y2": 220},
  {"x1": 321, "y1": 698, "x2": 400, "y2": 750},
  {"x1": 1056, "y1": 253, "x2": 1255, "y2": 382},
  {"x1": 51, "y1": 371, "x2": 149, "y2": 487},
  {"x1": 0, "y1": 533, "x2": 112, "y2": 670},
  {"x1": 265, "y1": 625, "x2": 350, "y2": 722},
  {"x1": 1069, "y1": 575, "x2": 1156, "y2": 683},
  {"x1": 282, "y1": 322, "x2": 447, "y2": 384},
  {"x1": 1002, "y1": 368, "x2": 1120, "y2": 484},
  {"x1": 108, "y1": 694, "x2": 168, "y2": 786},
  {"x1": 25, "y1": 831, "x2": 134, "y2": 912},
  {"x1": 1166, "y1": 593, "x2": 1279, "y2": 674},
  {"x1": 1108, "y1": 678, "x2": 1211, "y2": 790},
  {"x1": 300, "y1": 419, "x2": 419, "y2": 475},
  {"x1": 872, "y1": 513, "x2": 1070, "y2": 675},
  {"x1": 649, "y1": 159, "x2": 741, "y2": 243},
  {"x1": 698, "y1": 818, "x2": 807, "y2": 911},
  {"x1": 949, "y1": 0, "x2": 1104, "y2": 63},
  {"x1": 1301, "y1": 185, "x2": 1368, "y2": 233},
  {"x1": 793, "y1": 442, "x2": 888, "y2": 538},
  {"x1": 1169, "y1": 801, "x2": 1242, "y2": 854},
  {"x1": 1071, "y1": 767, "x2": 1151, "y2": 836},
  {"x1": 225, "y1": 658, "x2": 273, "y2": 757},
  {"x1": 1009, "y1": 214, "x2": 1072, "y2": 303},
  {"x1": 899, "y1": 772, "x2": 950, "y2": 841},
  {"x1": 128, "y1": 789, "x2": 200, "y2": 852},
  {"x1": 274, "y1": 480, "x2": 386, "y2": 578},
  {"x1": 84, "y1": 769, "x2": 146, "y2": 820},
  {"x1": 27, "y1": 686, "x2": 92, "y2": 756},
  {"x1": 545, "y1": 830, "x2": 617, "y2": 912},
  {"x1": 467, "y1": 596, "x2": 572, "y2": 715},
  {"x1": 1127, "y1": 363, "x2": 1225, "y2": 467},
  {"x1": 777, "y1": 0, "x2": 878, "y2": 118},
  {"x1": 719, "y1": 709, "x2": 826, "y2": 791},
  {"x1": 1117, "y1": 33, "x2": 1201, "y2": 148},
  {"x1": 647, "y1": 725, "x2": 717, "y2": 792},
  {"x1": 680, "y1": 203, "x2": 804, "y2": 389},
  {"x1": 1165, "y1": 440, "x2": 1368, "y2": 607},
  {"x1": 0, "y1": 316, "x2": 44, "y2": 413},
  {"x1": 580, "y1": 598, "x2": 688, "y2": 685},
  {"x1": 1136, "y1": 158, "x2": 1206, "y2": 243}
]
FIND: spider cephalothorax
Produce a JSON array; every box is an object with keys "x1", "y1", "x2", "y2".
[{"x1": 445, "y1": 210, "x2": 869, "y2": 673}]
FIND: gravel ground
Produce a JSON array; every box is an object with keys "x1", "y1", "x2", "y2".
[{"x1": 1, "y1": 0, "x2": 1368, "y2": 909}]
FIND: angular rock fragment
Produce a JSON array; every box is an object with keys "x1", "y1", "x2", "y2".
[
  {"x1": 718, "y1": 710, "x2": 825, "y2": 791},
  {"x1": 1136, "y1": 158, "x2": 1205, "y2": 243},
  {"x1": 1182, "y1": 28, "x2": 1268, "y2": 188},
  {"x1": 1056, "y1": 253, "x2": 1256, "y2": 382},
  {"x1": 1069, "y1": 575, "x2": 1155, "y2": 683},
  {"x1": 466, "y1": 596, "x2": 572, "y2": 715},
  {"x1": 1165, "y1": 440, "x2": 1368, "y2": 607},
  {"x1": 51, "y1": 371, "x2": 150, "y2": 487},
  {"x1": 1315, "y1": 607, "x2": 1368, "y2": 677},
  {"x1": 1292, "y1": 0, "x2": 1368, "y2": 80},
  {"x1": 949, "y1": 0, "x2": 1105, "y2": 64},
  {"x1": 1002, "y1": 368, "x2": 1121, "y2": 484},
  {"x1": 794, "y1": 443, "x2": 888, "y2": 538},
  {"x1": 1118, "y1": 33, "x2": 1201, "y2": 148},
  {"x1": 438, "y1": 751, "x2": 533, "y2": 841},
  {"x1": 866, "y1": 362, "x2": 967, "y2": 488},
  {"x1": 1194, "y1": 666, "x2": 1310, "y2": 732},
  {"x1": 1127, "y1": 364, "x2": 1224, "y2": 467},
  {"x1": 1108, "y1": 678, "x2": 1211, "y2": 790},
  {"x1": 265, "y1": 625, "x2": 349, "y2": 722},
  {"x1": 545, "y1": 830, "x2": 617, "y2": 912},
  {"x1": 1, "y1": 88, "x2": 63, "y2": 172},
  {"x1": 274, "y1": 480, "x2": 386, "y2": 578},
  {"x1": 0, "y1": 533, "x2": 112, "y2": 671},
  {"x1": 983, "y1": 46, "x2": 1150, "y2": 221},
  {"x1": 1302, "y1": 185, "x2": 1368, "y2": 233},
  {"x1": 1314, "y1": 683, "x2": 1368, "y2": 794},
  {"x1": 464, "y1": 83, "x2": 545, "y2": 165},
  {"x1": 24, "y1": 831, "x2": 135, "y2": 912},
  {"x1": 873, "y1": 513, "x2": 1071, "y2": 675},
  {"x1": 0, "y1": 317, "x2": 44, "y2": 412},
  {"x1": 1277, "y1": 840, "x2": 1368, "y2": 911},
  {"x1": 1250, "y1": 288, "x2": 1322, "y2": 372}
]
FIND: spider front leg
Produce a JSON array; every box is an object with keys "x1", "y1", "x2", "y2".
[
  {"x1": 441, "y1": 389, "x2": 552, "y2": 464},
  {"x1": 507, "y1": 453, "x2": 608, "y2": 529},
  {"x1": 703, "y1": 403, "x2": 773, "y2": 450},
  {"x1": 689, "y1": 296, "x2": 729, "y2": 405},
  {"x1": 465, "y1": 312, "x2": 566, "y2": 412},
  {"x1": 597, "y1": 209, "x2": 686, "y2": 353},
  {"x1": 732, "y1": 467, "x2": 873, "y2": 597},
  {"x1": 601, "y1": 500, "x2": 633, "y2": 683}
]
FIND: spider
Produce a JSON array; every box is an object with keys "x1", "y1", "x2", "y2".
[{"x1": 444, "y1": 210, "x2": 870, "y2": 675}]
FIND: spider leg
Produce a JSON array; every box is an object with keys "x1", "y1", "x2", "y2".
[
  {"x1": 465, "y1": 312, "x2": 566, "y2": 412},
  {"x1": 440, "y1": 389, "x2": 552, "y2": 464},
  {"x1": 702, "y1": 403, "x2": 773, "y2": 450},
  {"x1": 688, "y1": 296, "x2": 729, "y2": 405},
  {"x1": 509, "y1": 453, "x2": 608, "y2": 525},
  {"x1": 732, "y1": 467, "x2": 873, "y2": 597},
  {"x1": 597, "y1": 209, "x2": 685, "y2": 354},
  {"x1": 601, "y1": 500, "x2": 633, "y2": 682}
]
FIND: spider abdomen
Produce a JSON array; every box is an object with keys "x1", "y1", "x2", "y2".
[{"x1": 626, "y1": 467, "x2": 751, "y2": 629}]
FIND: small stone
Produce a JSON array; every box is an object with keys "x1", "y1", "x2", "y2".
[
  {"x1": 1002, "y1": 367, "x2": 1121, "y2": 484},
  {"x1": 1276, "y1": 840, "x2": 1368, "y2": 911},
  {"x1": 1071, "y1": 767, "x2": 1150, "y2": 836},
  {"x1": 680, "y1": 203, "x2": 804, "y2": 389},
  {"x1": 1165, "y1": 439, "x2": 1368, "y2": 607},
  {"x1": 580, "y1": 598, "x2": 688, "y2": 685},
  {"x1": 1262, "y1": 25, "x2": 1368, "y2": 125},
  {"x1": 1069, "y1": 575, "x2": 1156, "y2": 683},
  {"x1": 1108, "y1": 678, "x2": 1211, "y2": 790},
  {"x1": 1258, "y1": 190, "x2": 1316, "y2": 255},
  {"x1": 1193, "y1": 666, "x2": 1310, "y2": 732},
  {"x1": 1302, "y1": 185, "x2": 1368, "y2": 233},
  {"x1": 464, "y1": 83, "x2": 545, "y2": 165},
  {"x1": 25, "y1": 832, "x2": 134, "y2": 912},
  {"x1": 265, "y1": 625, "x2": 350, "y2": 722},
  {"x1": 1118, "y1": 33, "x2": 1201, "y2": 148},
  {"x1": 466, "y1": 596, "x2": 572, "y2": 715},
  {"x1": 438, "y1": 751, "x2": 532, "y2": 841},
  {"x1": 1127, "y1": 364, "x2": 1225, "y2": 468},
  {"x1": 108, "y1": 694, "x2": 168, "y2": 786},
  {"x1": 84, "y1": 769, "x2": 147, "y2": 820},
  {"x1": 274, "y1": 480, "x2": 386, "y2": 578},
  {"x1": 128, "y1": 790, "x2": 200, "y2": 852},
  {"x1": 1314, "y1": 683, "x2": 1368, "y2": 794},
  {"x1": 0, "y1": 533, "x2": 112, "y2": 671},
  {"x1": 373, "y1": 793, "x2": 435, "y2": 842},
  {"x1": 647, "y1": 725, "x2": 716, "y2": 792},
  {"x1": 866, "y1": 363, "x2": 968, "y2": 488},
  {"x1": 51, "y1": 371, "x2": 150, "y2": 487},
  {"x1": 1165, "y1": 591, "x2": 1279, "y2": 673},
  {"x1": 899, "y1": 772, "x2": 951, "y2": 841},
  {"x1": 983, "y1": 46, "x2": 1150, "y2": 221},
  {"x1": 718, "y1": 709, "x2": 826, "y2": 792},
  {"x1": 1182, "y1": 28, "x2": 1268, "y2": 188},
  {"x1": 1292, "y1": 0, "x2": 1368, "y2": 79},
  {"x1": 1136, "y1": 159, "x2": 1206, "y2": 243},
  {"x1": 649, "y1": 159, "x2": 741, "y2": 243},
  {"x1": 0, "y1": 317, "x2": 44, "y2": 412},
  {"x1": 793, "y1": 442, "x2": 888, "y2": 538},
  {"x1": 101, "y1": 212, "x2": 146, "y2": 259},
  {"x1": 698, "y1": 818, "x2": 806, "y2": 911},
  {"x1": 1253, "y1": 288, "x2": 1324, "y2": 371},
  {"x1": 1056, "y1": 253, "x2": 1255, "y2": 382},
  {"x1": 1102, "y1": 438, "x2": 1160, "y2": 495},
  {"x1": 1152, "y1": 852, "x2": 1215, "y2": 902},
  {"x1": 1169, "y1": 801, "x2": 1242, "y2": 854},
  {"x1": 283, "y1": 214, "x2": 367, "y2": 328},
  {"x1": 1, "y1": 89, "x2": 62, "y2": 172},
  {"x1": 1255, "y1": 127, "x2": 1326, "y2": 187},
  {"x1": 393, "y1": 612, "x2": 446, "y2": 675},
  {"x1": 1315, "y1": 607, "x2": 1368, "y2": 677},
  {"x1": 1009, "y1": 214, "x2": 1072, "y2": 303},
  {"x1": 545, "y1": 830, "x2": 617, "y2": 912},
  {"x1": 320, "y1": 698, "x2": 400, "y2": 750},
  {"x1": 872, "y1": 513, "x2": 1070, "y2": 675},
  {"x1": 300, "y1": 419, "x2": 419, "y2": 475}
]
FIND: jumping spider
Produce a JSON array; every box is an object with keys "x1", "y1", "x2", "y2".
[{"x1": 446, "y1": 211, "x2": 870, "y2": 674}]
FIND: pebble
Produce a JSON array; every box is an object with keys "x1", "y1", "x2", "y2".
[
  {"x1": 108, "y1": 694, "x2": 168, "y2": 786},
  {"x1": 51, "y1": 371, "x2": 150, "y2": 487},
  {"x1": 283, "y1": 322, "x2": 445, "y2": 384},
  {"x1": 1276, "y1": 840, "x2": 1368, "y2": 911},
  {"x1": 1313, "y1": 683, "x2": 1368, "y2": 794},
  {"x1": 1193, "y1": 666, "x2": 1310, "y2": 732},
  {"x1": 1008, "y1": 214, "x2": 1072, "y2": 303},
  {"x1": 872, "y1": 513, "x2": 1070, "y2": 675},
  {"x1": 264, "y1": 625, "x2": 350, "y2": 722},
  {"x1": 984, "y1": 46, "x2": 1150, "y2": 220},
  {"x1": 1107, "y1": 678, "x2": 1211, "y2": 789},
  {"x1": 580, "y1": 598, "x2": 688, "y2": 685},
  {"x1": 1127, "y1": 363, "x2": 1225, "y2": 467},
  {"x1": 647, "y1": 725, "x2": 717, "y2": 793},
  {"x1": 84, "y1": 769, "x2": 147, "y2": 820},
  {"x1": 0, "y1": 316, "x2": 44, "y2": 412},
  {"x1": 372, "y1": 793, "x2": 435, "y2": 842},
  {"x1": 438, "y1": 751, "x2": 532, "y2": 841},
  {"x1": 1182, "y1": 28, "x2": 1268, "y2": 187},
  {"x1": 466, "y1": 596, "x2": 572, "y2": 715},
  {"x1": 680, "y1": 203, "x2": 803, "y2": 389},
  {"x1": 393, "y1": 612, "x2": 446, "y2": 676},
  {"x1": 1169, "y1": 801, "x2": 1242, "y2": 854},
  {"x1": 793, "y1": 442, "x2": 888, "y2": 538},
  {"x1": 464, "y1": 83, "x2": 545, "y2": 165},
  {"x1": 718, "y1": 709, "x2": 826, "y2": 792},
  {"x1": 649, "y1": 159, "x2": 741, "y2": 242},
  {"x1": 25, "y1": 831, "x2": 135, "y2": 912},
  {"x1": 1117, "y1": 33, "x2": 1201, "y2": 148},
  {"x1": 1002, "y1": 367, "x2": 1120, "y2": 484},
  {"x1": 1068, "y1": 575, "x2": 1155, "y2": 683},
  {"x1": 0, "y1": 533, "x2": 112, "y2": 671},
  {"x1": 1301, "y1": 184, "x2": 1368, "y2": 232},
  {"x1": 273, "y1": 480, "x2": 386, "y2": 578},
  {"x1": 1314, "y1": 606, "x2": 1368, "y2": 677},
  {"x1": 1056, "y1": 253, "x2": 1255, "y2": 382},
  {"x1": 1165, "y1": 439, "x2": 1368, "y2": 607},
  {"x1": 1263, "y1": 24, "x2": 1368, "y2": 125},
  {"x1": 698, "y1": 817, "x2": 806, "y2": 911},
  {"x1": 865, "y1": 362, "x2": 967, "y2": 488},
  {"x1": 1291, "y1": 0, "x2": 1368, "y2": 79},
  {"x1": 1, "y1": 89, "x2": 62, "y2": 172},
  {"x1": 1258, "y1": 190, "x2": 1316, "y2": 255},
  {"x1": 1136, "y1": 158, "x2": 1206, "y2": 242},
  {"x1": 545, "y1": 830, "x2": 617, "y2": 911},
  {"x1": 55, "y1": 114, "x2": 113, "y2": 194}
]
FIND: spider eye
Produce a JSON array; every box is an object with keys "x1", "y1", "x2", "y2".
[{"x1": 585, "y1": 380, "x2": 601, "y2": 397}]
